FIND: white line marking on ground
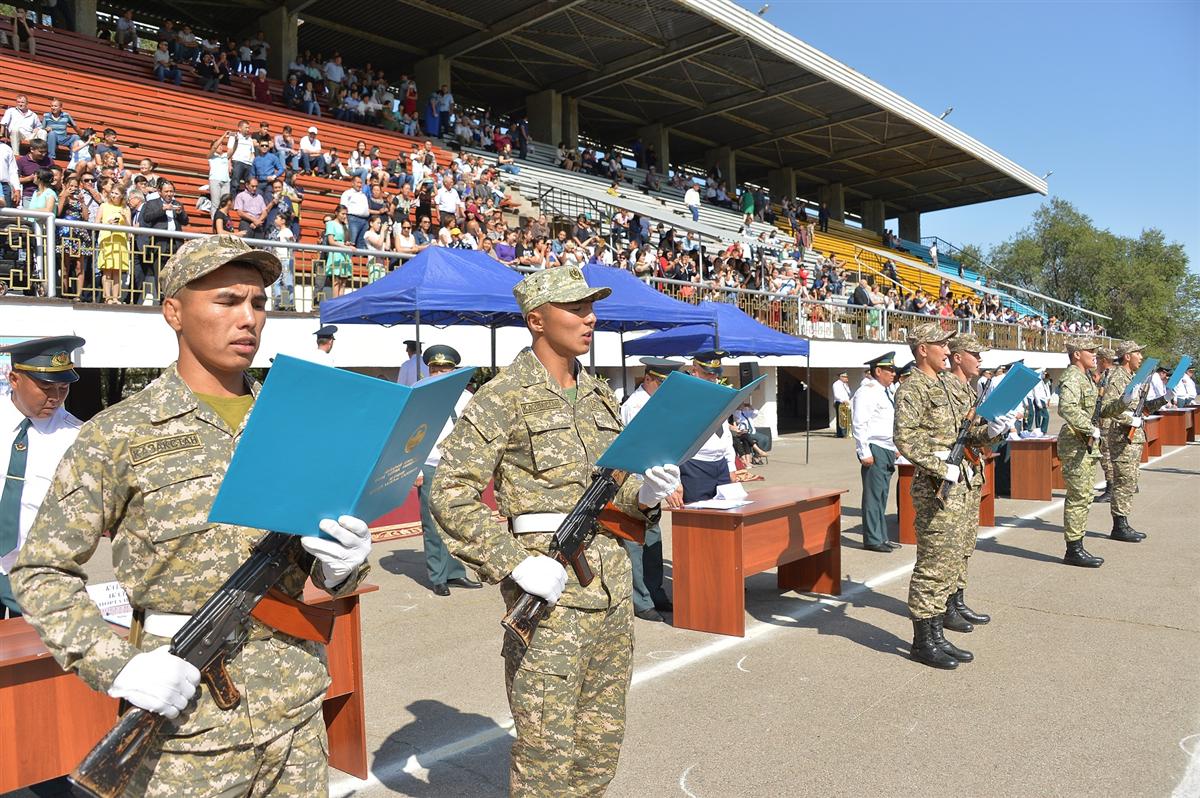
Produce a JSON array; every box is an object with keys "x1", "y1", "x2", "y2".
[
  {"x1": 646, "y1": 650, "x2": 683, "y2": 661},
  {"x1": 330, "y1": 444, "x2": 1192, "y2": 797},
  {"x1": 735, "y1": 656, "x2": 749, "y2": 673},
  {"x1": 679, "y1": 763, "x2": 700, "y2": 797},
  {"x1": 1173, "y1": 732, "x2": 1200, "y2": 798}
]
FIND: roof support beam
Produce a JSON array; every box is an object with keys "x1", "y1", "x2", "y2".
[
  {"x1": 569, "y1": 6, "x2": 665, "y2": 49},
  {"x1": 446, "y1": 0, "x2": 588, "y2": 58},
  {"x1": 875, "y1": 173, "x2": 1012, "y2": 203},
  {"x1": 788, "y1": 131, "x2": 936, "y2": 170},
  {"x1": 728, "y1": 104, "x2": 880, "y2": 151},
  {"x1": 655, "y1": 73, "x2": 826, "y2": 127},
  {"x1": 396, "y1": 0, "x2": 483, "y2": 30},
  {"x1": 843, "y1": 153, "x2": 976, "y2": 188},
  {"x1": 554, "y1": 29, "x2": 741, "y2": 97},
  {"x1": 301, "y1": 15, "x2": 427, "y2": 55},
  {"x1": 283, "y1": 0, "x2": 319, "y2": 14}
]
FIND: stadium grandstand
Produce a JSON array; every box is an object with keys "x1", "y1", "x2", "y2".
[{"x1": 1, "y1": 0, "x2": 1114, "y2": 430}]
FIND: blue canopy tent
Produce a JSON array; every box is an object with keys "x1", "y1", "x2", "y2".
[{"x1": 318, "y1": 248, "x2": 525, "y2": 365}]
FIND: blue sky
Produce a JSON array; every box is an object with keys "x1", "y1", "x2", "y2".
[{"x1": 747, "y1": 1, "x2": 1198, "y2": 269}]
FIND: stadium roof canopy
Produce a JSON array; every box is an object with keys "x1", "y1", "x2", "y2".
[{"x1": 133, "y1": 0, "x2": 1048, "y2": 216}]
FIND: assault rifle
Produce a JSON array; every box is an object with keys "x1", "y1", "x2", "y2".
[
  {"x1": 69, "y1": 531, "x2": 329, "y2": 798},
  {"x1": 1088, "y1": 372, "x2": 1109, "y2": 454},
  {"x1": 937, "y1": 392, "x2": 988, "y2": 505},
  {"x1": 501, "y1": 468, "x2": 628, "y2": 647},
  {"x1": 1127, "y1": 379, "x2": 1152, "y2": 443}
]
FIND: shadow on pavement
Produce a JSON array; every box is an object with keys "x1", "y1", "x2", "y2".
[
  {"x1": 1140, "y1": 466, "x2": 1198, "y2": 476},
  {"x1": 370, "y1": 700, "x2": 509, "y2": 797},
  {"x1": 377, "y1": 548, "x2": 432, "y2": 589},
  {"x1": 976, "y1": 536, "x2": 1064, "y2": 565}
]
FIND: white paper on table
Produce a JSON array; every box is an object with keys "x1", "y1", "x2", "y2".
[
  {"x1": 684, "y1": 482, "x2": 751, "y2": 509},
  {"x1": 86, "y1": 581, "x2": 133, "y2": 628}
]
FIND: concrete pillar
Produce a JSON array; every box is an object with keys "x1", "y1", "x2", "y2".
[
  {"x1": 768, "y1": 168, "x2": 796, "y2": 205},
  {"x1": 861, "y1": 199, "x2": 886, "y2": 235},
  {"x1": 526, "y1": 89, "x2": 562, "y2": 145},
  {"x1": 638, "y1": 123, "x2": 670, "y2": 173},
  {"x1": 820, "y1": 182, "x2": 845, "y2": 222},
  {"x1": 899, "y1": 211, "x2": 921, "y2": 243},
  {"x1": 414, "y1": 54, "x2": 450, "y2": 100},
  {"x1": 562, "y1": 95, "x2": 579, "y2": 148},
  {"x1": 258, "y1": 6, "x2": 297, "y2": 80},
  {"x1": 705, "y1": 146, "x2": 736, "y2": 188},
  {"x1": 72, "y1": 0, "x2": 96, "y2": 37}
]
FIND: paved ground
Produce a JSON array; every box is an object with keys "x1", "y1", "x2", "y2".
[{"x1": 8, "y1": 432, "x2": 1199, "y2": 797}]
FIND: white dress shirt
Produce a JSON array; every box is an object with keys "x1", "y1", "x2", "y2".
[
  {"x1": 690, "y1": 424, "x2": 737, "y2": 473},
  {"x1": 832, "y1": 379, "x2": 852, "y2": 404},
  {"x1": 339, "y1": 187, "x2": 370, "y2": 218},
  {"x1": 1, "y1": 398, "x2": 82, "y2": 573},
  {"x1": 424, "y1": 389, "x2": 472, "y2": 468},
  {"x1": 0, "y1": 141, "x2": 20, "y2": 200},
  {"x1": 851, "y1": 377, "x2": 895, "y2": 460},
  {"x1": 1147, "y1": 372, "x2": 1167, "y2": 402},
  {"x1": 1173, "y1": 374, "x2": 1196, "y2": 404},
  {"x1": 620, "y1": 385, "x2": 650, "y2": 425},
  {"x1": 397, "y1": 354, "x2": 429, "y2": 386}
]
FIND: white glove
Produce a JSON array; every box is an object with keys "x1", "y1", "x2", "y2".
[
  {"x1": 512, "y1": 555, "x2": 567, "y2": 604},
  {"x1": 303, "y1": 515, "x2": 371, "y2": 585},
  {"x1": 1128, "y1": 417, "x2": 1143, "y2": 429},
  {"x1": 1091, "y1": 426, "x2": 1103, "y2": 440},
  {"x1": 638, "y1": 464, "x2": 681, "y2": 506},
  {"x1": 986, "y1": 414, "x2": 1013, "y2": 437},
  {"x1": 943, "y1": 463, "x2": 961, "y2": 484},
  {"x1": 108, "y1": 645, "x2": 201, "y2": 719}
]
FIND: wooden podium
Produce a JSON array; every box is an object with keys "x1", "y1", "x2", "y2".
[
  {"x1": 1004, "y1": 437, "x2": 1061, "y2": 501},
  {"x1": 0, "y1": 582, "x2": 376, "y2": 793},
  {"x1": 1159, "y1": 408, "x2": 1195, "y2": 445},
  {"x1": 896, "y1": 454, "x2": 996, "y2": 545},
  {"x1": 670, "y1": 485, "x2": 846, "y2": 638},
  {"x1": 1141, "y1": 415, "x2": 1162, "y2": 460}
]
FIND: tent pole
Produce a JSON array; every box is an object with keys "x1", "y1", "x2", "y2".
[
  {"x1": 805, "y1": 361, "x2": 811, "y2": 465},
  {"x1": 415, "y1": 309, "x2": 421, "y2": 352},
  {"x1": 491, "y1": 324, "x2": 497, "y2": 369},
  {"x1": 620, "y1": 332, "x2": 628, "y2": 397}
]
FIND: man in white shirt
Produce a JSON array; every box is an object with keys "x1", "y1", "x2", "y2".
[
  {"x1": 852, "y1": 352, "x2": 900, "y2": 553},
  {"x1": 397, "y1": 339, "x2": 429, "y2": 385},
  {"x1": 832, "y1": 371, "x2": 852, "y2": 438},
  {"x1": 679, "y1": 351, "x2": 738, "y2": 503},
  {"x1": 1173, "y1": 364, "x2": 1196, "y2": 406},
  {"x1": 0, "y1": 336, "x2": 86, "y2": 617},
  {"x1": 620, "y1": 358, "x2": 684, "y2": 622},
  {"x1": 226, "y1": 119, "x2": 256, "y2": 193},
  {"x1": 2, "y1": 94, "x2": 43, "y2": 155},
  {"x1": 299, "y1": 127, "x2": 326, "y2": 175},
  {"x1": 1145, "y1": 364, "x2": 1169, "y2": 412},
  {"x1": 684, "y1": 184, "x2": 700, "y2": 222},
  {"x1": 0, "y1": 140, "x2": 20, "y2": 206},
  {"x1": 1031, "y1": 372, "x2": 1053, "y2": 433},
  {"x1": 434, "y1": 176, "x2": 463, "y2": 228},
  {"x1": 338, "y1": 175, "x2": 371, "y2": 249},
  {"x1": 413, "y1": 345, "x2": 481, "y2": 596}
]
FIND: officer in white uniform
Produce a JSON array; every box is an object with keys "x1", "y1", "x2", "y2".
[
  {"x1": 832, "y1": 371, "x2": 852, "y2": 437},
  {"x1": 679, "y1": 351, "x2": 737, "y2": 503},
  {"x1": 397, "y1": 339, "x2": 429, "y2": 386},
  {"x1": 1173, "y1": 364, "x2": 1196, "y2": 405},
  {"x1": 620, "y1": 357, "x2": 683, "y2": 622},
  {"x1": 0, "y1": 336, "x2": 86, "y2": 617},
  {"x1": 851, "y1": 351, "x2": 901, "y2": 552}
]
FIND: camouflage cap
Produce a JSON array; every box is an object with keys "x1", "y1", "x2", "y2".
[
  {"x1": 1065, "y1": 336, "x2": 1098, "y2": 355},
  {"x1": 1115, "y1": 339, "x2": 1145, "y2": 358},
  {"x1": 160, "y1": 235, "x2": 282, "y2": 298},
  {"x1": 949, "y1": 332, "x2": 989, "y2": 355},
  {"x1": 906, "y1": 321, "x2": 956, "y2": 346},
  {"x1": 513, "y1": 266, "x2": 611, "y2": 316},
  {"x1": 1097, "y1": 346, "x2": 1116, "y2": 360}
]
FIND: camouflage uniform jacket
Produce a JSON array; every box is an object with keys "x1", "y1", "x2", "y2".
[
  {"x1": 1101, "y1": 365, "x2": 1142, "y2": 442},
  {"x1": 11, "y1": 363, "x2": 367, "y2": 751},
  {"x1": 1058, "y1": 365, "x2": 1100, "y2": 440},
  {"x1": 431, "y1": 347, "x2": 651, "y2": 610},
  {"x1": 893, "y1": 369, "x2": 994, "y2": 491}
]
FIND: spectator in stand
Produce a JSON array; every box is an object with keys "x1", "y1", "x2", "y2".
[
  {"x1": 434, "y1": 175, "x2": 462, "y2": 228},
  {"x1": 25, "y1": 167, "x2": 55, "y2": 220},
  {"x1": 268, "y1": 213, "x2": 295, "y2": 308},
  {"x1": 497, "y1": 143, "x2": 520, "y2": 175},
  {"x1": 41, "y1": 98, "x2": 80, "y2": 162},
  {"x1": 16, "y1": 139, "x2": 53, "y2": 203},
  {"x1": 642, "y1": 167, "x2": 661, "y2": 192},
  {"x1": 226, "y1": 120, "x2": 255, "y2": 191},
  {"x1": 684, "y1": 182, "x2": 701, "y2": 222},
  {"x1": 196, "y1": 51, "x2": 220, "y2": 91},
  {"x1": 364, "y1": 215, "x2": 391, "y2": 279},
  {"x1": 252, "y1": 140, "x2": 284, "y2": 203},
  {"x1": 434, "y1": 85, "x2": 454, "y2": 136},
  {"x1": 324, "y1": 54, "x2": 346, "y2": 105},
  {"x1": 250, "y1": 69, "x2": 271, "y2": 104},
  {"x1": 6, "y1": 6, "x2": 36, "y2": 56},
  {"x1": 298, "y1": 126, "x2": 326, "y2": 175},
  {"x1": 392, "y1": 217, "x2": 420, "y2": 255},
  {"x1": 326, "y1": 146, "x2": 350, "y2": 180},
  {"x1": 152, "y1": 39, "x2": 182, "y2": 85},
  {"x1": 206, "y1": 135, "x2": 230, "y2": 215},
  {"x1": 338, "y1": 174, "x2": 371, "y2": 248},
  {"x1": 112, "y1": 9, "x2": 137, "y2": 51},
  {"x1": 95, "y1": 186, "x2": 130, "y2": 303},
  {"x1": 928, "y1": 240, "x2": 938, "y2": 270},
  {"x1": 211, "y1": 193, "x2": 236, "y2": 234},
  {"x1": 274, "y1": 125, "x2": 296, "y2": 170},
  {"x1": 235, "y1": 39, "x2": 253, "y2": 76},
  {"x1": 324, "y1": 204, "x2": 353, "y2": 297},
  {"x1": 55, "y1": 173, "x2": 88, "y2": 293},
  {"x1": 175, "y1": 24, "x2": 199, "y2": 63},
  {"x1": 3, "y1": 95, "x2": 43, "y2": 156},
  {"x1": 250, "y1": 30, "x2": 269, "y2": 73},
  {"x1": 233, "y1": 176, "x2": 272, "y2": 238}
]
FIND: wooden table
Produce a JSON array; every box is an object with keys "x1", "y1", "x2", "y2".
[
  {"x1": 670, "y1": 485, "x2": 847, "y2": 638},
  {"x1": 1003, "y1": 437, "x2": 1060, "y2": 501},
  {"x1": 0, "y1": 582, "x2": 376, "y2": 793},
  {"x1": 1158, "y1": 408, "x2": 1194, "y2": 446},
  {"x1": 1142, "y1": 415, "x2": 1162, "y2": 461},
  {"x1": 896, "y1": 453, "x2": 996, "y2": 545}
]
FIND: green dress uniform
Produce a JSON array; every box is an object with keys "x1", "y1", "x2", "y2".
[
  {"x1": 1101, "y1": 340, "x2": 1149, "y2": 541},
  {"x1": 11, "y1": 363, "x2": 369, "y2": 796}
]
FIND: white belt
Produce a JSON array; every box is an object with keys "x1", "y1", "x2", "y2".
[
  {"x1": 143, "y1": 611, "x2": 192, "y2": 638},
  {"x1": 511, "y1": 513, "x2": 567, "y2": 534}
]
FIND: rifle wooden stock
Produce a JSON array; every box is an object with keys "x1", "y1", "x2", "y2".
[{"x1": 68, "y1": 709, "x2": 165, "y2": 798}]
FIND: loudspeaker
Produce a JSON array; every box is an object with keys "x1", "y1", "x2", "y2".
[{"x1": 739, "y1": 362, "x2": 761, "y2": 388}]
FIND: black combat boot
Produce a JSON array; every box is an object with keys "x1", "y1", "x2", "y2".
[
  {"x1": 942, "y1": 594, "x2": 974, "y2": 633},
  {"x1": 1110, "y1": 515, "x2": 1142, "y2": 543},
  {"x1": 1093, "y1": 485, "x2": 1111, "y2": 503},
  {"x1": 931, "y1": 614, "x2": 973, "y2": 662},
  {"x1": 1064, "y1": 539, "x2": 1103, "y2": 567},
  {"x1": 910, "y1": 618, "x2": 959, "y2": 670},
  {"x1": 953, "y1": 588, "x2": 990, "y2": 625},
  {"x1": 1113, "y1": 515, "x2": 1146, "y2": 541}
]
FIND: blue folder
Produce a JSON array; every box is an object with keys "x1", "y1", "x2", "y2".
[
  {"x1": 208, "y1": 355, "x2": 474, "y2": 537},
  {"x1": 596, "y1": 372, "x2": 765, "y2": 473},
  {"x1": 1166, "y1": 356, "x2": 1192, "y2": 392},
  {"x1": 1121, "y1": 357, "x2": 1158, "y2": 404},
  {"x1": 977, "y1": 363, "x2": 1040, "y2": 421}
]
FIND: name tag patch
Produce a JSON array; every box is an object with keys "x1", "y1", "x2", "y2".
[
  {"x1": 130, "y1": 433, "x2": 203, "y2": 464},
  {"x1": 521, "y1": 399, "x2": 560, "y2": 416}
]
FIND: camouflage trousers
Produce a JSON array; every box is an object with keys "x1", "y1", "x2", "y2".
[
  {"x1": 126, "y1": 707, "x2": 327, "y2": 797},
  {"x1": 503, "y1": 598, "x2": 633, "y2": 797},
  {"x1": 1107, "y1": 426, "x2": 1143, "y2": 517},
  {"x1": 1059, "y1": 430, "x2": 1099, "y2": 543},
  {"x1": 909, "y1": 474, "x2": 978, "y2": 619},
  {"x1": 1098, "y1": 420, "x2": 1114, "y2": 486}
]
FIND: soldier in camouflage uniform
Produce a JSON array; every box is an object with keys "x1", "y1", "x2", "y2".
[
  {"x1": 431, "y1": 267, "x2": 680, "y2": 797},
  {"x1": 894, "y1": 323, "x2": 1010, "y2": 670},
  {"x1": 1093, "y1": 346, "x2": 1117, "y2": 503},
  {"x1": 11, "y1": 236, "x2": 373, "y2": 796},
  {"x1": 1057, "y1": 337, "x2": 1109, "y2": 568},
  {"x1": 1101, "y1": 340, "x2": 1150, "y2": 543}
]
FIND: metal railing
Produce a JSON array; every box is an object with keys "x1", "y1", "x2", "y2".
[{"x1": 0, "y1": 208, "x2": 412, "y2": 311}]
